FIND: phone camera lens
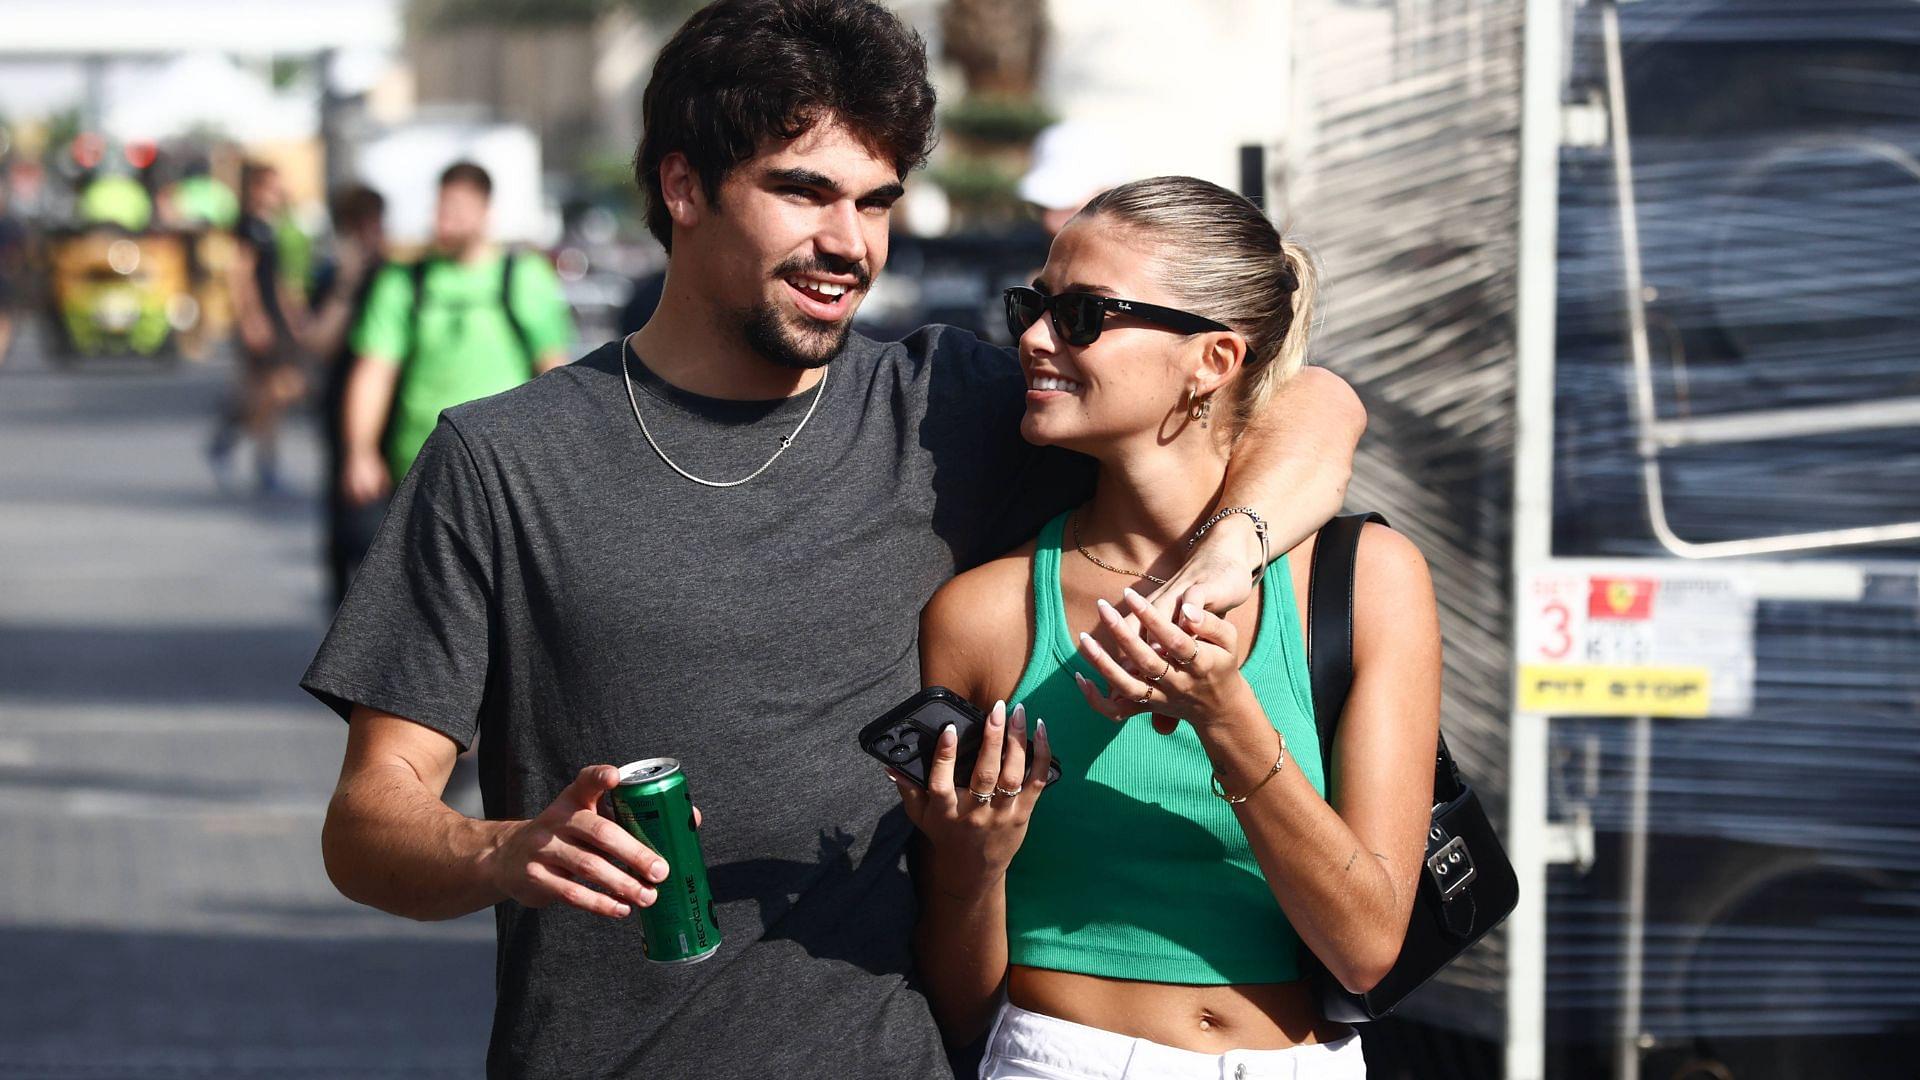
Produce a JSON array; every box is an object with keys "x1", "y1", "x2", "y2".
[{"x1": 884, "y1": 727, "x2": 922, "y2": 763}]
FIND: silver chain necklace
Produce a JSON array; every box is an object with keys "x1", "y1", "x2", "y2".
[{"x1": 620, "y1": 334, "x2": 829, "y2": 489}]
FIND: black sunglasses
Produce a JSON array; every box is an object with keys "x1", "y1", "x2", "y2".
[{"x1": 1003, "y1": 285, "x2": 1233, "y2": 347}]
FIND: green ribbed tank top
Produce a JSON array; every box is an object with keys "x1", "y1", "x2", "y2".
[{"x1": 1003, "y1": 511, "x2": 1325, "y2": 984}]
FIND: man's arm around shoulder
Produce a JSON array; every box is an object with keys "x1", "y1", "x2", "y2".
[
  {"x1": 1228, "y1": 364, "x2": 1366, "y2": 549},
  {"x1": 1158, "y1": 365, "x2": 1366, "y2": 616}
]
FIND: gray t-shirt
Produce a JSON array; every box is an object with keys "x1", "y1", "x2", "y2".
[{"x1": 302, "y1": 329, "x2": 1091, "y2": 1079}]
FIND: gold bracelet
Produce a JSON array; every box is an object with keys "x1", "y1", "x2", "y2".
[{"x1": 1210, "y1": 730, "x2": 1288, "y2": 804}]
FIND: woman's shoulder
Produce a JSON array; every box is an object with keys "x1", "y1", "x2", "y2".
[
  {"x1": 1284, "y1": 520, "x2": 1427, "y2": 588},
  {"x1": 1283, "y1": 521, "x2": 1432, "y2": 646},
  {"x1": 1351, "y1": 522, "x2": 1437, "y2": 657},
  {"x1": 923, "y1": 540, "x2": 1037, "y2": 634},
  {"x1": 920, "y1": 542, "x2": 1038, "y2": 700},
  {"x1": 1354, "y1": 522, "x2": 1430, "y2": 594}
]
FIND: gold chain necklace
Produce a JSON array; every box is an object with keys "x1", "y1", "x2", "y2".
[{"x1": 1072, "y1": 511, "x2": 1170, "y2": 587}]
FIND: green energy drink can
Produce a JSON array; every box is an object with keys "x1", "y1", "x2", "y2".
[{"x1": 605, "y1": 758, "x2": 721, "y2": 964}]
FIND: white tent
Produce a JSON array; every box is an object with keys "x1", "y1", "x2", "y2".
[
  {"x1": 0, "y1": 0, "x2": 398, "y2": 56},
  {"x1": 101, "y1": 52, "x2": 317, "y2": 143}
]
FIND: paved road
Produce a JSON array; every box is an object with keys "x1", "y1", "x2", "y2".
[{"x1": 0, "y1": 329, "x2": 493, "y2": 1077}]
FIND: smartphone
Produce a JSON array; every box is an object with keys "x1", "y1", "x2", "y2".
[{"x1": 858, "y1": 686, "x2": 1062, "y2": 790}]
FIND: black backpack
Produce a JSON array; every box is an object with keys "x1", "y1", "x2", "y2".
[{"x1": 402, "y1": 250, "x2": 538, "y2": 377}]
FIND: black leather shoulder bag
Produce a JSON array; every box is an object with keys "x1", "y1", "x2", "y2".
[{"x1": 1301, "y1": 512, "x2": 1520, "y2": 1023}]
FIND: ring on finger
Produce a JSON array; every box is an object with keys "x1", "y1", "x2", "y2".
[
  {"x1": 1172, "y1": 645, "x2": 1198, "y2": 668},
  {"x1": 994, "y1": 785, "x2": 1021, "y2": 797},
  {"x1": 1147, "y1": 657, "x2": 1172, "y2": 684},
  {"x1": 967, "y1": 787, "x2": 995, "y2": 804}
]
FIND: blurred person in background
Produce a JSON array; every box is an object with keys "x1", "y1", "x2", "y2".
[
  {"x1": 336, "y1": 161, "x2": 572, "y2": 513},
  {"x1": 306, "y1": 184, "x2": 389, "y2": 607},
  {"x1": 305, "y1": 2, "x2": 1364, "y2": 1077},
  {"x1": 164, "y1": 164, "x2": 240, "y2": 231},
  {"x1": 899, "y1": 176, "x2": 1441, "y2": 1080},
  {"x1": 1019, "y1": 122, "x2": 1135, "y2": 239},
  {"x1": 209, "y1": 162, "x2": 310, "y2": 495},
  {"x1": 0, "y1": 183, "x2": 24, "y2": 366}
]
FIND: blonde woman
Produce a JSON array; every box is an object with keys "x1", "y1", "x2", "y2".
[{"x1": 891, "y1": 176, "x2": 1441, "y2": 1079}]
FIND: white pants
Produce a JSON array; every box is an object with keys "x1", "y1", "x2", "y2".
[{"x1": 979, "y1": 1003, "x2": 1368, "y2": 1080}]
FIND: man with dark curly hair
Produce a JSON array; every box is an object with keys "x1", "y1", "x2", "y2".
[{"x1": 304, "y1": 2, "x2": 1367, "y2": 1076}]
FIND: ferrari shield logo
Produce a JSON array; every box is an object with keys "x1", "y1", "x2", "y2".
[{"x1": 1588, "y1": 577, "x2": 1655, "y2": 619}]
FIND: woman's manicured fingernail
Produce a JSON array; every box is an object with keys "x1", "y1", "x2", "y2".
[
  {"x1": 1122, "y1": 587, "x2": 1143, "y2": 604},
  {"x1": 1096, "y1": 597, "x2": 1115, "y2": 614},
  {"x1": 989, "y1": 701, "x2": 1005, "y2": 727},
  {"x1": 1012, "y1": 704, "x2": 1026, "y2": 733},
  {"x1": 1079, "y1": 632, "x2": 1095, "y2": 647},
  {"x1": 1036, "y1": 718, "x2": 1047, "y2": 741},
  {"x1": 1181, "y1": 603, "x2": 1203, "y2": 622},
  {"x1": 941, "y1": 724, "x2": 958, "y2": 746}
]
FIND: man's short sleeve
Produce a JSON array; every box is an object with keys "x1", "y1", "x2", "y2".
[
  {"x1": 974, "y1": 445, "x2": 1097, "y2": 565},
  {"x1": 350, "y1": 262, "x2": 412, "y2": 363},
  {"x1": 512, "y1": 256, "x2": 576, "y2": 357},
  {"x1": 919, "y1": 327, "x2": 1097, "y2": 568},
  {"x1": 301, "y1": 418, "x2": 495, "y2": 749}
]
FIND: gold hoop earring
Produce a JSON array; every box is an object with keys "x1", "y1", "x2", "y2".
[{"x1": 1188, "y1": 391, "x2": 1213, "y2": 428}]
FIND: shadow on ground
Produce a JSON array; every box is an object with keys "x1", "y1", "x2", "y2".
[
  {"x1": 0, "y1": 926, "x2": 494, "y2": 1077},
  {"x1": 0, "y1": 622, "x2": 325, "y2": 710}
]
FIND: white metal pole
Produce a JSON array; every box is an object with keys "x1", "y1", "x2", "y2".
[
  {"x1": 1509, "y1": 0, "x2": 1568, "y2": 1076},
  {"x1": 1615, "y1": 713, "x2": 1653, "y2": 1080}
]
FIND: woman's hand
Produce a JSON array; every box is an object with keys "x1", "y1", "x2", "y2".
[
  {"x1": 890, "y1": 701, "x2": 1051, "y2": 889},
  {"x1": 1072, "y1": 587, "x2": 1253, "y2": 730}
]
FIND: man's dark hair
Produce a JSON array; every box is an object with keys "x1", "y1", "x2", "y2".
[
  {"x1": 439, "y1": 161, "x2": 493, "y2": 198},
  {"x1": 331, "y1": 184, "x2": 386, "y2": 231},
  {"x1": 634, "y1": 0, "x2": 937, "y2": 251}
]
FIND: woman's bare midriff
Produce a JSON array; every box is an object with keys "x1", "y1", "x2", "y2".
[{"x1": 1008, "y1": 966, "x2": 1353, "y2": 1053}]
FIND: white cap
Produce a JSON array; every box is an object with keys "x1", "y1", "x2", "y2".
[{"x1": 1018, "y1": 122, "x2": 1136, "y2": 212}]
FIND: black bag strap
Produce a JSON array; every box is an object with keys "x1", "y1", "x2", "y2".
[
  {"x1": 497, "y1": 248, "x2": 538, "y2": 378},
  {"x1": 1305, "y1": 512, "x2": 1464, "y2": 804},
  {"x1": 404, "y1": 257, "x2": 433, "y2": 375},
  {"x1": 1306, "y1": 511, "x2": 1387, "y2": 773}
]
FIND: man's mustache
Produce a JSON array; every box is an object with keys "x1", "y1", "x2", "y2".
[{"x1": 771, "y1": 256, "x2": 871, "y2": 292}]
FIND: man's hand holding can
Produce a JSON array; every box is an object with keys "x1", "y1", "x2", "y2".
[{"x1": 480, "y1": 764, "x2": 689, "y2": 919}]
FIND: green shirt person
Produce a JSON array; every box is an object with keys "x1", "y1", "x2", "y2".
[{"x1": 340, "y1": 161, "x2": 574, "y2": 501}]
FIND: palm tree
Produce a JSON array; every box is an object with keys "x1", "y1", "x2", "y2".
[
  {"x1": 941, "y1": 0, "x2": 1048, "y2": 98},
  {"x1": 935, "y1": 0, "x2": 1053, "y2": 225}
]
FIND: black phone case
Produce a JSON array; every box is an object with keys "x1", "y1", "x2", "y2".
[{"x1": 858, "y1": 686, "x2": 1062, "y2": 790}]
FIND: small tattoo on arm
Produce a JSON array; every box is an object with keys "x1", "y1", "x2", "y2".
[{"x1": 1344, "y1": 850, "x2": 1359, "y2": 872}]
